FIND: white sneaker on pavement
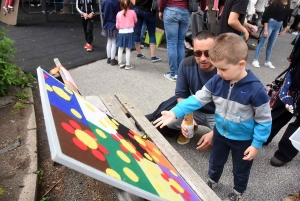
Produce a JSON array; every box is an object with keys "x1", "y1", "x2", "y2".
[
  {"x1": 265, "y1": 61, "x2": 275, "y2": 69},
  {"x1": 292, "y1": 31, "x2": 298, "y2": 35},
  {"x1": 252, "y1": 60, "x2": 260, "y2": 68}
]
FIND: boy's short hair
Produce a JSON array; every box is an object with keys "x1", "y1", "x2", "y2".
[
  {"x1": 209, "y1": 33, "x2": 248, "y2": 65},
  {"x1": 193, "y1": 30, "x2": 216, "y2": 41}
]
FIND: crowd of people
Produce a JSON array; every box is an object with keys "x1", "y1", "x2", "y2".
[{"x1": 77, "y1": 0, "x2": 299, "y2": 200}]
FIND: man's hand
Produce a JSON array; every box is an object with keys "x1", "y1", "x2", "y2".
[
  {"x1": 242, "y1": 30, "x2": 249, "y2": 41},
  {"x1": 153, "y1": 111, "x2": 176, "y2": 128},
  {"x1": 83, "y1": 13, "x2": 88, "y2": 20},
  {"x1": 196, "y1": 130, "x2": 213, "y2": 151},
  {"x1": 159, "y1": 12, "x2": 163, "y2": 20},
  {"x1": 263, "y1": 29, "x2": 268, "y2": 37},
  {"x1": 243, "y1": 146, "x2": 258, "y2": 161},
  {"x1": 244, "y1": 22, "x2": 257, "y2": 34},
  {"x1": 279, "y1": 29, "x2": 286, "y2": 36}
]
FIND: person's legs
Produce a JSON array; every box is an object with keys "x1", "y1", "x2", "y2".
[
  {"x1": 118, "y1": 47, "x2": 124, "y2": 65},
  {"x1": 107, "y1": 37, "x2": 112, "y2": 59},
  {"x1": 253, "y1": 28, "x2": 268, "y2": 60},
  {"x1": 163, "y1": 7, "x2": 180, "y2": 76},
  {"x1": 125, "y1": 48, "x2": 131, "y2": 65},
  {"x1": 140, "y1": 20, "x2": 147, "y2": 44},
  {"x1": 134, "y1": 8, "x2": 144, "y2": 56},
  {"x1": 231, "y1": 139, "x2": 253, "y2": 194},
  {"x1": 144, "y1": 10, "x2": 157, "y2": 57},
  {"x1": 274, "y1": 116, "x2": 300, "y2": 163},
  {"x1": 208, "y1": 127, "x2": 230, "y2": 183},
  {"x1": 86, "y1": 18, "x2": 94, "y2": 45},
  {"x1": 82, "y1": 18, "x2": 88, "y2": 43},
  {"x1": 265, "y1": 98, "x2": 294, "y2": 144},
  {"x1": 265, "y1": 20, "x2": 281, "y2": 62},
  {"x1": 110, "y1": 37, "x2": 117, "y2": 60}
]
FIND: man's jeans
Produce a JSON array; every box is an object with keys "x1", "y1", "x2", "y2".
[
  {"x1": 254, "y1": 18, "x2": 283, "y2": 62},
  {"x1": 163, "y1": 7, "x2": 191, "y2": 76},
  {"x1": 134, "y1": 8, "x2": 156, "y2": 45}
]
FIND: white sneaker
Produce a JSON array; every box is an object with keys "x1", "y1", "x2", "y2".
[
  {"x1": 252, "y1": 60, "x2": 260, "y2": 68},
  {"x1": 292, "y1": 31, "x2": 298, "y2": 35},
  {"x1": 265, "y1": 61, "x2": 275, "y2": 69}
]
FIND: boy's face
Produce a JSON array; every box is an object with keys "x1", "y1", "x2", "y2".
[{"x1": 211, "y1": 59, "x2": 246, "y2": 83}]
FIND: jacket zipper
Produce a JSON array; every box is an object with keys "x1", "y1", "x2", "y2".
[
  {"x1": 85, "y1": 0, "x2": 87, "y2": 13},
  {"x1": 222, "y1": 83, "x2": 234, "y2": 137}
]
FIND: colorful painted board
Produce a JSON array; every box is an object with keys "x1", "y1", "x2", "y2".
[{"x1": 37, "y1": 67, "x2": 201, "y2": 201}]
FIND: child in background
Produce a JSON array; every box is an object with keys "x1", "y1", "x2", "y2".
[
  {"x1": 116, "y1": 0, "x2": 137, "y2": 70},
  {"x1": 154, "y1": 33, "x2": 272, "y2": 201},
  {"x1": 76, "y1": 0, "x2": 97, "y2": 52},
  {"x1": 101, "y1": 0, "x2": 121, "y2": 66}
]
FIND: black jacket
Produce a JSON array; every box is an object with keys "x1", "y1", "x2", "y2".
[{"x1": 76, "y1": 0, "x2": 97, "y2": 15}]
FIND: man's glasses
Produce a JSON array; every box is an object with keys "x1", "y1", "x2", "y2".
[{"x1": 194, "y1": 50, "x2": 209, "y2": 57}]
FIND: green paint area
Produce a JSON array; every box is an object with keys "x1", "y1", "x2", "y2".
[
  {"x1": 89, "y1": 122, "x2": 158, "y2": 196},
  {"x1": 0, "y1": 187, "x2": 4, "y2": 195}
]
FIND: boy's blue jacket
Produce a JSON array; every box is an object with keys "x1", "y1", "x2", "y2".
[{"x1": 172, "y1": 70, "x2": 272, "y2": 149}]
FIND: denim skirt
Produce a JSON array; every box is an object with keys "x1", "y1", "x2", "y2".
[{"x1": 116, "y1": 32, "x2": 135, "y2": 49}]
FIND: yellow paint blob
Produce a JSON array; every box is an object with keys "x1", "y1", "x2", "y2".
[
  {"x1": 169, "y1": 179, "x2": 184, "y2": 193},
  {"x1": 144, "y1": 153, "x2": 153, "y2": 161},
  {"x1": 134, "y1": 135, "x2": 146, "y2": 146},
  {"x1": 77, "y1": 94, "x2": 86, "y2": 100},
  {"x1": 75, "y1": 129, "x2": 98, "y2": 149},
  {"x1": 153, "y1": 147, "x2": 162, "y2": 156},
  {"x1": 46, "y1": 84, "x2": 53, "y2": 92},
  {"x1": 85, "y1": 102, "x2": 95, "y2": 113},
  {"x1": 52, "y1": 86, "x2": 71, "y2": 101},
  {"x1": 145, "y1": 165, "x2": 159, "y2": 177},
  {"x1": 117, "y1": 150, "x2": 131, "y2": 163},
  {"x1": 151, "y1": 155, "x2": 160, "y2": 163},
  {"x1": 153, "y1": 182, "x2": 165, "y2": 194},
  {"x1": 103, "y1": 116, "x2": 118, "y2": 130},
  {"x1": 111, "y1": 119, "x2": 119, "y2": 126},
  {"x1": 170, "y1": 169, "x2": 178, "y2": 177},
  {"x1": 120, "y1": 139, "x2": 136, "y2": 153},
  {"x1": 64, "y1": 86, "x2": 73, "y2": 94},
  {"x1": 71, "y1": 109, "x2": 82, "y2": 119},
  {"x1": 123, "y1": 167, "x2": 139, "y2": 182},
  {"x1": 106, "y1": 168, "x2": 121, "y2": 180},
  {"x1": 98, "y1": 119, "x2": 107, "y2": 128},
  {"x1": 95, "y1": 129, "x2": 107, "y2": 139}
]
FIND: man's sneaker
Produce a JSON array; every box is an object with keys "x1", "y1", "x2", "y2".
[
  {"x1": 292, "y1": 31, "x2": 299, "y2": 35},
  {"x1": 164, "y1": 72, "x2": 177, "y2": 82},
  {"x1": 86, "y1": 44, "x2": 93, "y2": 52},
  {"x1": 177, "y1": 133, "x2": 190, "y2": 145},
  {"x1": 111, "y1": 59, "x2": 118, "y2": 66},
  {"x1": 270, "y1": 156, "x2": 286, "y2": 167},
  {"x1": 136, "y1": 53, "x2": 145, "y2": 59},
  {"x1": 252, "y1": 60, "x2": 260, "y2": 68},
  {"x1": 151, "y1": 56, "x2": 161, "y2": 63},
  {"x1": 84, "y1": 42, "x2": 88, "y2": 49},
  {"x1": 223, "y1": 190, "x2": 243, "y2": 201},
  {"x1": 118, "y1": 63, "x2": 125, "y2": 68},
  {"x1": 283, "y1": 191, "x2": 300, "y2": 201},
  {"x1": 265, "y1": 61, "x2": 275, "y2": 69},
  {"x1": 125, "y1": 64, "x2": 134, "y2": 70},
  {"x1": 207, "y1": 179, "x2": 218, "y2": 190}
]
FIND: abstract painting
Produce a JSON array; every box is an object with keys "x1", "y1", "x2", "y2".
[{"x1": 37, "y1": 67, "x2": 201, "y2": 201}]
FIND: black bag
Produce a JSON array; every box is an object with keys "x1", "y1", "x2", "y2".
[
  {"x1": 188, "y1": 0, "x2": 199, "y2": 12},
  {"x1": 136, "y1": 96, "x2": 180, "y2": 137},
  {"x1": 151, "y1": 0, "x2": 158, "y2": 12}
]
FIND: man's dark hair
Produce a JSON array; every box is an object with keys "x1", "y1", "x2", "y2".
[{"x1": 194, "y1": 30, "x2": 216, "y2": 41}]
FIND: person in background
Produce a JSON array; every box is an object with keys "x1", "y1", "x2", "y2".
[
  {"x1": 159, "y1": 0, "x2": 191, "y2": 82},
  {"x1": 154, "y1": 33, "x2": 272, "y2": 201},
  {"x1": 289, "y1": 2, "x2": 300, "y2": 34},
  {"x1": 116, "y1": 0, "x2": 137, "y2": 70},
  {"x1": 168, "y1": 30, "x2": 217, "y2": 147},
  {"x1": 246, "y1": 0, "x2": 257, "y2": 21},
  {"x1": 101, "y1": 0, "x2": 121, "y2": 65},
  {"x1": 288, "y1": 0, "x2": 299, "y2": 23},
  {"x1": 264, "y1": 22, "x2": 300, "y2": 168},
  {"x1": 252, "y1": 0, "x2": 289, "y2": 69},
  {"x1": 252, "y1": 0, "x2": 268, "y2": 26},
  {"x1": 76, "y1": 0, "x2": 97, "y2": 52},
  {"x1": 133, "y1": 0, "x2": 161, "y2": 63}
]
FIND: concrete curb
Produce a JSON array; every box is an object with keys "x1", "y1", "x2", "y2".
[{"x1": 18, "y1": 87, "x2": 38, "y2": 201}]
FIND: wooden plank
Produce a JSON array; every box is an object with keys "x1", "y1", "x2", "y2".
[{"x1": 115, "y1": 93, "x2": 221, "y2": 201}]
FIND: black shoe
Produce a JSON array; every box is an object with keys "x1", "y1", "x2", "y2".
[
  {"x1": 107, "y1": 58, "x2": 111, "y2": 64},
  {"x1": 110, "y1": 59, "x2": 118, "y2": 66},
  {"x1": 270, "y1": 156, "x2": 286, "y2": 167}
]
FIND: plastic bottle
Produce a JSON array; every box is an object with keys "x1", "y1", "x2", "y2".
[{"x1": 184, "y1": 113, "x2": 194, "y2": 138}]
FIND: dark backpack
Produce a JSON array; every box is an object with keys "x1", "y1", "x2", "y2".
[{"x1": 135, "y1": 96, "x2": 180, "y2": 138}]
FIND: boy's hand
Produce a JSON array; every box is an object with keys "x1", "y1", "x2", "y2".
[
  {"x1": 88, "y1": 13, "x2": 94, "y2": 18},
  {"x1": 196, "y1": 130, "x2": 213, "y2": 151},
  {"x1": 243, "y1": 146, "x2": 258, "y2": 161},
  {"x1": 181, "y1": 119, "x2": 197, "y2": 137},
  {"x1": 153, "y1": 111, "x2": 176, "y2": 128},
  {"x1": 83, "y1": 13, "x2": 88, "y2": 19}
]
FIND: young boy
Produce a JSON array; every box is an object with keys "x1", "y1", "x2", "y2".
[
  {"x1": 76, "y1": 0, "x2": 97, "y2": 52},
  {"x1": 154, "y1": 33, "x2": 272, "y2": 201}
]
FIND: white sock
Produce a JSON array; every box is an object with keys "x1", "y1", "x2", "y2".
[
  {"x1": 118, "y1": 47, "x2": 124, "y2": 64},
  {"x1": 125, "y1": 48, "x2": 131, "y2": 65}
]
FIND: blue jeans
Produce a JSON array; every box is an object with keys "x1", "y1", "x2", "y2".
[
  {"x1": 134, "y1": 8, "x2": 156, "y2": 44},
  {"x1": 208, "y1": 127, "x2": 253, "y2": 194},
  {"x1": 163, "y1": 7, "x2": 191, "y2": 76},
  {"x1": 254, "y1": 18, "x2": 282, "y2": 62},
  {"x1": 140, "y1": 21, "x2": 147, "y2": 43}
]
